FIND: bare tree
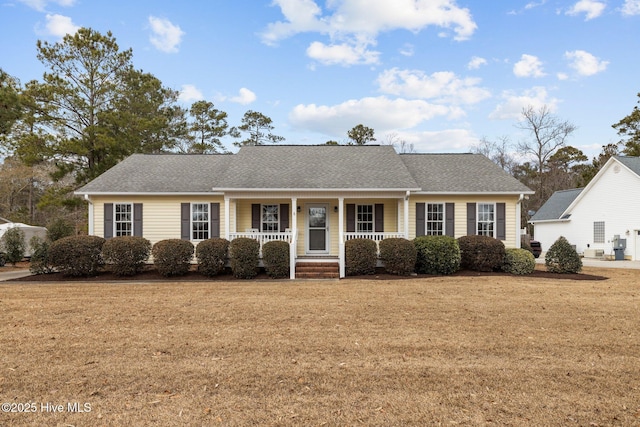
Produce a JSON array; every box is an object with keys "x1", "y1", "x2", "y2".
[
  {"x1": 471, "y1": 136, "x2": 516, "y2": 173},
  {"x1": 384, "y1": 132, "x2": 415, "y2": 153},
  {"x1": 516, "y1": 105, "x2": 577, "y2": 199},
  {"x1": 516, "y1": 105, "x2": 577, "y2": 177}
]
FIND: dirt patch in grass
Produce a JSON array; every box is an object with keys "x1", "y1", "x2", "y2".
[{"x1": 1, "y1": 267, "x2": 638, "y2": 426}]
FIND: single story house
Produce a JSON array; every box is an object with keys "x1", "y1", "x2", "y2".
[
  {"x1": 529, "y1": 156, "x2": 640, "y2": 260},
  {"x1": 76, "y1": 145, "x2": 533, "y2": 278}
]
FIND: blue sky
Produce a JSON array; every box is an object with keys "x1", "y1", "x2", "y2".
[{"x1": 1, "y1": 0, "x2": 639, "y2": 158}]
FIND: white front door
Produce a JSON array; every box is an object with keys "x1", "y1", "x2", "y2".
[{"x1": 306, "y1": 204, "x2": 329, "y2": 254}]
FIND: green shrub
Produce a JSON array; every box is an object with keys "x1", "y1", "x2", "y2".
[
  {"x1": 102, "y1": 236, "x2": 151, "y2": 276},
  {"x1": 262, "y1": 240, "x2": 290, "y2": 278},
  {"x1": 458, "y1": 235, "x2": 505, "y2": 272},
  {"x1": 29, "y1": 236, "x2": 55, "y2": 275},
  {"x1": 414, "y1": 235, "x2": 461, "y2": 275},
  {"x1": 345, "y1": 238, "x2": 377, "y2": 276},
  {"x1": 49, "y1": 235, "x2": 105, "y2": 276},
  {"x1": 545, "y1": 236, "x2": 582, "y2": 273},
  {"x1": 152, "y1": 239, "x2": 194, "y2": 277},
  {"x1": 196, "y1": 238, "x2": 230, "y2": 277},
  {"x1": 47, "y1": 218, "x2": 75, "y2": 242},
  {"x1": 502, "y1": 248, "x2": 536, "y2": 275},
  {"x1": 0, "y1": 252, "x2": 6, "y2": 267},
  {"x1": 229, "y1": 237, "x2": 260, "y2": 279},
  {"x1": 379, "y1": 238, "x2": 416, "y2": 275},
  {"x1": 1, "y1": 226, "x2": 26, "y2": 266}
]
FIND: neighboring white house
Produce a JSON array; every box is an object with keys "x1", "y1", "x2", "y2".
[
  {"x1": 529, "y1": 156, "x2": 640, "y2": 260},
  {"x1": 0, "y1": 222, "x2": 48, "y2": 257}
]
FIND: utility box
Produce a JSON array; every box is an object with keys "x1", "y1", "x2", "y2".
[{"x1": 613, "y1": 235, "x2": 626, "y2": 260}]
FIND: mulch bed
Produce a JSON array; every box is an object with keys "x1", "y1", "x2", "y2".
[{"x1": 4, "y1": 264, "x2": 608, "y2": 282}]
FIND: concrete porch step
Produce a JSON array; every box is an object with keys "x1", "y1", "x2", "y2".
[{"x1": 295, "y1": 262, "x2": 339, "y2": 279}]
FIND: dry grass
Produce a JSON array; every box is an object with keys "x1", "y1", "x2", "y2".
[{"x1": 1, "y1": 267, "x2": 640, "y2": 426}]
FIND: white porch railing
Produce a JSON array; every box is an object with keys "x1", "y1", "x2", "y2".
[
  {"x1": 343, "y1": 232, "x2": 407, "y2": 254},
  {"x1": 229, "y1": 231, "x2": 294, "y2": 256}
]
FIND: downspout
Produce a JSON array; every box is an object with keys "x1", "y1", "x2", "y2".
[{"x1": 84, "y1": 194, "x2": 94, "y2": 236}]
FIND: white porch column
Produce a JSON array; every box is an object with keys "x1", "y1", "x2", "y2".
[
  {"x1": 516, "y1": 194, "x2": 523, "y2": 248},
  {"x1": 85, "y1": 195, "x2": 94, "y2": 235},
  {"x1": 224, "y1": 197, "x2": 230, "y2": 240},
  {"x1": 338, "y1": 197, "x2": 345, "y2": 278},
  {"x1": 404, "y1": 191, "x2": 410, "y2": 238},
  {"x1": 290, "y1": 197, "x2": 297, "y2": 280}
]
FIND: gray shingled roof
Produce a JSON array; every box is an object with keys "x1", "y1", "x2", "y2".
[
  {"x1": 76, "y1": 154, "x2": 232, "y2": 193},
  {"x1": 215, "y1": 145, "x2": 419, "y2": 189},
  {"x1": 76, "y1": 146, "x2": 535, "y2": 194},
  {"x1": 400, "y1": 153, "x2": 533, "y2": 193},
  {"x1": 529, "y1": 188, "x2": 583, "y2": 222},
  {"x1": 615, "y1": 156, "x2": 640, "y2": 176}
]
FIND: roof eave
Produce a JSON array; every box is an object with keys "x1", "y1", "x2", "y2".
[{"x1": 75, "y1": 191, "x2": 225, "y2": 196}]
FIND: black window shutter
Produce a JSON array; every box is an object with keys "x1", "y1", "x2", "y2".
[
  {"x1": 415, "y1": 203, "x2": 425, "y2": 237},
  {"x1": 374, "y1": 204, "x2": 384, "y2": 232},
  {"x1": 133, "y1": 203, "x2": 143, "y2": 237},
  {"x1": 280, "y1": 204, "x2": 289, "y2": 231},
  {"x1": 210, "y1": 203, "x2": 220, "y2": 238},
  {"x1": 445, "y1": 203, "x2": 455, "y2": 237},
  {"x1": 496, "y1": 203, "x2": 506, "y2": 240},
  {"x1": 181, "y1": 203, "x2": 190, "y2": 240},
  {"x1": 251, "y1": 204, "x2": 261, "y2": 230},
  {"x1": 346, "y1": 204, "x2": 356, "y2": 232},
  {"x1": 466, "y1": 203, "x2": 476, "y2": 235},
  {"x1": 104, "y1": 203, "x2": 113, "y2": 239}
]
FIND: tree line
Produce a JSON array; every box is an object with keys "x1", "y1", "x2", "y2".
[{"x1": 1, "y1": 27, "x2": 640, "y2": 231}]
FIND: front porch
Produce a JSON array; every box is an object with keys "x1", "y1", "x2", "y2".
[{"x1": 223, "y1": 192, "x2": 410, "y2": 279}]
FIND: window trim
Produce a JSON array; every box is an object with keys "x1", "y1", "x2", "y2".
[
  {"x1": 425, "y1": 202, "x2": 445, "y2": 236},
  {"x1": 261, "y1": 204, "x2": 279, "y2": 233},
  {"x1": 356, "y1": 204, "x2": 374, "y2": 232},
  {"x1": 477, "y1": 202, "x2": 496, "y2": 238},
  {"x1": 191, "y1": 202, "x2": 210, "y2": 241},
  {"x1": 114, "y1": 203, "x2": 133, "y2": 237}
]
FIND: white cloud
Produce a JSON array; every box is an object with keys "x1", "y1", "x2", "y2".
[
  {"x1": 148, "y1": 16, "x2": 185, "y2": 53},
  {"x1": 262, "y1": 0, "x2": 477, "y2": 66},
  {"x1": 621, "y1": 0, "x2": 640, "y2": 15},
  {"x1": 564, "y1": 50, "x2": 608, "y2": 76},
  {"x1": 178, "y1": 84, "x2": 203, "y2": 103},
  {"x1": 229, "y1": 88, "x2": 257, "y2": 105},
  {"x1": 377, "y1": 68, "x2": 491, "y2": 104},
  {"x1": 399, "y1": 43, "x2": 414, "y2": 57},
  {"x1": 489, "y1": 87, "x2": 559, "y2": 120},
  {"x1": 513, "y1": 54, "x2": 546, "y2": 78},
  {"x1": 263, "y1": 0, "x2": 477, "y2": 42},
  {"x1": 467, "y1": 56, "x2": 487, "y2": 70},
  {"x1": 566, "y1": 0, "x2": 606, "y2": 20},
  {"x1": 307, "y1": 41, "x2": 380, "y2": 66},
  {"x1": 19, "y1": 0, "x2": 75, "y2": 12},
  {"x1": 557, "y1": 72, "x2": 569, "y2": 80},
  {"x1": 289, "y1": 96, "x2": 462, "y2": 136},
  {"x1": 43, "y1": 13, "x2": 79, "y2": 38}
]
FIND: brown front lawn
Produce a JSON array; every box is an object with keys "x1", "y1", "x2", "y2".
[{"x1": 1, "y1": 267, "x2": 639, "y2": 426}]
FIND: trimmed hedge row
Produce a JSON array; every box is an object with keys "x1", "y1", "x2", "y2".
[{"x1": 40, "y1": 234, "x2": 590, "y2": 278}]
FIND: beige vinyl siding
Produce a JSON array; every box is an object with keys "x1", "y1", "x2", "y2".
[
  {"x1": 91, "y1": 195, "x2": 225, "y2": 246},
  {"x1": 408, "y1": 195, "x2": 521, "y2": 248}
]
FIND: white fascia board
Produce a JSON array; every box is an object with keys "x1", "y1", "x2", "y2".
[
  {"x1": 527, "y1": 218, "x2": 571, "y2": 224},
  {"x1": 74, "y1": 191, "x2": 225, "y2": 196},
  {"x1": 213, "y1": 187, "x2": 421, "y2": 192},
  {"x1": 411, "y1": 190, "x2": 534, "y2": 196}
]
